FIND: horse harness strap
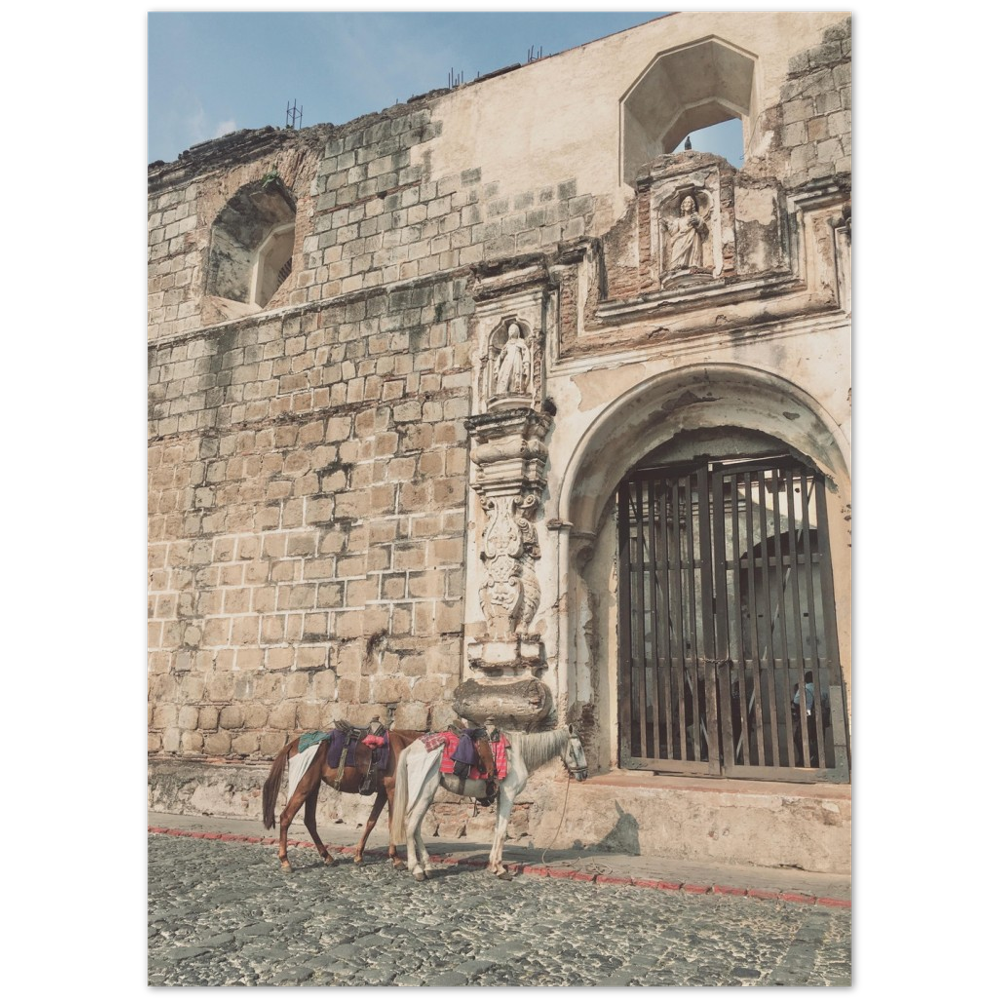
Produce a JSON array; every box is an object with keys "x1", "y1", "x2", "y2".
[{"x1": 332, "y1": 720, "x2": 385, "y2": 793}]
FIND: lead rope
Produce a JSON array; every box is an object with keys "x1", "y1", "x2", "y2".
[
  {"x1": 540, "y1": 770, "x2": 572, "y2": 866},
  {"x1": 539, "y1": 768, "x2": 613, "y2": 878}
]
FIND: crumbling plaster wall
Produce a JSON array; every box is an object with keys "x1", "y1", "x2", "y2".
[{"x1": 149, "y1": 12, "x2": 850, "y2": 865}]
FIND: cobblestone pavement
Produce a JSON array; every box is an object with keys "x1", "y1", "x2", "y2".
[{"x1": 148, "y1": 834, "x2": 851, "y2": 986}]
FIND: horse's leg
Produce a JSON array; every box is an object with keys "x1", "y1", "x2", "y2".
[
  {"x1": 354, "y1": 787, "x2": 387, "y2": 866},
  {"x1": 488, "y1": 771, "x2": 526, "y2": 876},
  {"x1": 406, "y1": 776, "x2": 436, "y2": 881},
  {"x1": 385, "y1": 787, "x2": 406, "y2": 869},
  {"x1": 303, "y1": 785, "x2": 335, "y2": 866},
  {"x1": 278, "y1": 780, "x2": 313, "y2": 872}
]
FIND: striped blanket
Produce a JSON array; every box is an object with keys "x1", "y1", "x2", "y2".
[{"x1": 421, "y1": 730, "x2": 509, "y2": 780}]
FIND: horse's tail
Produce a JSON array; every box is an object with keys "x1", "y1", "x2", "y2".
[
  {"x1": 389, "y1": 742, "x2": 411, "y2": 846},
  {"x1": 262, "y1": 740, "x2": 295, "y2": 830}
]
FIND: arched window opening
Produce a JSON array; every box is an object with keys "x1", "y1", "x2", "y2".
[
  {"x1": 206, "y1": 178, "x2": 296, "y2": 311},
  {"x1": 621, "y1": 37, "x2": 756, "y2": 184}
]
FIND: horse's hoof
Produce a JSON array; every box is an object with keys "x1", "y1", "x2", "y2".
[
  {"x1": 353, "y1": 857, "x2": 363, "y2": 866},
  {"x1": 280, "y1": 864, "x2": 292, "y2": 874},
  {"x1": 392, "y1": 859, "x2": 406, "y2": 870},
  {"x1": 414, "y1": 871, "x2": 426, "y2": 882},
  {"x1": 323, "y1": 855, "x2": 335, "y2": 866}
]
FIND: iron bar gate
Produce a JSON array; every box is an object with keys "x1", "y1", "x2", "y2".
[{"x1": 617, "y1": 456, "x2": 850, "y2": 783}]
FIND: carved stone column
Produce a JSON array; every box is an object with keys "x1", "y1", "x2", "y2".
[
  {"x1": 455, "y1": 407, "x2": 553, "y2": 728},
  {"x1": 454, "y1": 259, "x2": 559, "y2": 729}
]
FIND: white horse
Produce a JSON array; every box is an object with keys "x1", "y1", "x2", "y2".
[{"x1": 389, "y1": 726, "x2": 589, "y2": 881}]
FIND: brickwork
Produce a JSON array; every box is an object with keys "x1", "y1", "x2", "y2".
[
  {"x1": 148, "y1": 277, "x2": 478, "y2": 756},
  {"x1": 775, "y1": 18, "x2": 852, "y2": 188}
]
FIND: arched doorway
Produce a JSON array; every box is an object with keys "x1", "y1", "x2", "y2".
[
  {"x1": 557, "y1": 364, "x2": 851, "y2": 783},
  {"x1": 616, "y1": 429, "x2": 850, "y2": 782}
]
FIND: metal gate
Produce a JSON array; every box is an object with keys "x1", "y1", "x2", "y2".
[{"x1": 617, "y1": 456, "x2": 850, "y2": 782}]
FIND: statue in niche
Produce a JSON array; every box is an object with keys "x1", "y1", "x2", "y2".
[
  {"x1": 662, "y1": 193, "x2": 709, "y2": 275},
  {"x1": 493, "y1": 323, "x2": 531, "y2": 397}
]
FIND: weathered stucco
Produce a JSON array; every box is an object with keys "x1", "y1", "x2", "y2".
[{"x1": 149, "y1": 12, "x2": 851, "y2": 873}]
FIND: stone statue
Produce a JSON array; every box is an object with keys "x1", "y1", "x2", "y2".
[
  {"x1": 493, "y1": 323, "x2": 531, "y2": 396},
  {"x1": 663, "y1": 194, "x2": 708, "y2": 273}
]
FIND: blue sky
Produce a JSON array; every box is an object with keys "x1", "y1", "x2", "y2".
[{"x1": 147, "y1": 11, "x2": 736, "y2": 167}]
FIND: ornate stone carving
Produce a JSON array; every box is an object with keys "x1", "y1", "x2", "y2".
[
  {"x1": 659, "y1": 188, "x2": 713, "y2": 286},
  {"x1": 463, "y1": 267, "x2": 555, "y2": 729},
  {"x1": 493, "y1": 322, "x2": 532, "y2": 397},
  {"x1": 478, "y1": 317, "x2": 543, "y2": 414},
  {"x1": 453, "y1": 677, "x2": 552, "y2": 729},
  {"x1": 478, "y1": 493, "x2": 541, "y2": 638}
]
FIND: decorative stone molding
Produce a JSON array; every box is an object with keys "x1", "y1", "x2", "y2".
[
  {"x1": 460, "y1": 263, "x2": 559, "y2": 728},
  {"x1": 452, "y1": 677, "x2": 552, "y2": 729},
  {"x1": 468, "y1": 257, "x2": 552, "y2": 416},
  {"x1": 466, "y1": 408, "x2": 552, "y2": 646}
]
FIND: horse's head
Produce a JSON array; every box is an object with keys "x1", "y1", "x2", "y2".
[{"x1": 563, "y1": 725, "x2": 589, "y2": 781}]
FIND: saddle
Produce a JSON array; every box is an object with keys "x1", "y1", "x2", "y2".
[
  {"x1": 329, "y1": 718, "x2": 387, "y2": 795},
  {"x1": 448, "y1": 724, "x2": 500, "y2": 806}
]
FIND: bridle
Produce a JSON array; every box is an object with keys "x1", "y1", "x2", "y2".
[{"x1": 562, "y1": 736, "x2": 589, "y2": 780}]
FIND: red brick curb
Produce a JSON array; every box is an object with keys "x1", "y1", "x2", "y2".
[{"x1": 147, "y1": 826, "x2": 850, "y2": 908}]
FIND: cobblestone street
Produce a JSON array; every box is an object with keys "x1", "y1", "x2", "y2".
[{"x1": 148, "y1": 834, "x2": 851, "y2": 986}]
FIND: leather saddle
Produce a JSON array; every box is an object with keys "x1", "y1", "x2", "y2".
[{"x1": 332, "y1": 719, "x2": 386, "y2": 795}]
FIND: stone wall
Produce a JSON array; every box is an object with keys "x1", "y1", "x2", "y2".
[{"x1": 148, "y1": 278, "x2": 478, "y2": 753}]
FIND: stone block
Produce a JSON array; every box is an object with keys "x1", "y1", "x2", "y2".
[
  {"x1": 230, "y1": 733, "x2": 260, "y2": 756},
  {"x1": 268, "y1": 702, "x2": 298, "y2": 731},
  {"x1": 204, "y1": 732, "x2": 232, "y2": 755},
  {"x1": 219, "y1": 705, "x2": 244, "y2": 729},
  {"x1": 392, "y1": 701, "x2": 428, "y2": 730}
]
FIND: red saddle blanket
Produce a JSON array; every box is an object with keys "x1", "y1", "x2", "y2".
[{"x1": 421, "y1": 731, "x2": 510, "y2": 780}]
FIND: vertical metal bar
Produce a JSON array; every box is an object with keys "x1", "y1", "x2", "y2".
[
  {"x1": 617, "y1": 482, "x2": 635, "y2": 761},
  {"x1": 670, "y1": 476, "x2": 687, "y2": 760},
  {"x1": 684, "y1": 472, "x2": 700, "y2": 760},
  {"x1": 632, "y1": 480, "x2": 649, "y2": 757},
  {"x1": 712, "y1": 468, "x2": 735, "y2": 770},
  {"x1": 697, "y1": 464, "x2": 718, "y2": 766},
  {"x1": 757, "y1": 468, "x2": 782, "y2": 766},
  {"x1": 814, "y1": 479, "x2": 850, "y2": 775},
  {"x1": 731, "y1": 472, "x2": 752, "y2": 766},
  {"x1": 769, "y1": 466, "x2": 796, "y2": 769},
  {"x1": 658, "y1": 474, "x2": 676, "y2": 759},
  {"x1": 797, "y1": 468, "x2": 825, "y2": 766},
  {"x1": 785, "y1": 471, "x2": 810, "y2": 767},
  {"x1": 742, "y1": 471, "x2": 766, "y2": 766},
  {"x1": 634, "y1": 481, "x2": 649, "y2": 760},
  {"x1": 645, "y1": 477, "x2": 662, "y2": 760}
]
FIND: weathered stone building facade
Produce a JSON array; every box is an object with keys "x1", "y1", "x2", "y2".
[{"x1": 149, "y1": 12, "x2": 851, "y2": 872}]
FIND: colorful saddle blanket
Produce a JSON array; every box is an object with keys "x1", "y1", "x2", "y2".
[
  {"x1": 326, "y1": 728, "x2": 390, "y2": 772},
  {"x1": 421, "y1": 730, "x2": 509, "y2": 780}
]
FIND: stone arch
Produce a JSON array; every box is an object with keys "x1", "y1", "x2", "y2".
[
  {"x1": 621, "y1": 36, "x2": 758, "y2": 185},
  {"x1": 556, "y1": 363, "x2": 851, "y2": 772},
  {"x1": 206, "y1": 178, "x2": 297, "y2": 308},
  {"x1": 560, "y1": 363, "x2": 850, "y2": 536}
]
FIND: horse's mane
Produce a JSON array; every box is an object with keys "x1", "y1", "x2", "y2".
[{"x1": 507, "y1": 728, "x2": 570, "y2": 773}]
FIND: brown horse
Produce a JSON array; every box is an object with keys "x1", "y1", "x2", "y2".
[{"x1": 262, "y1": 727, "x2": 423, "y2": 872}]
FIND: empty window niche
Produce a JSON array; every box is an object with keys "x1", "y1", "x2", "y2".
[
  {"x1": 621, "y1": 37, "x2": 757, "y2": 184},
  {"x1": 206, "y1": 177, "x2": 296, "y2": 310}
]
